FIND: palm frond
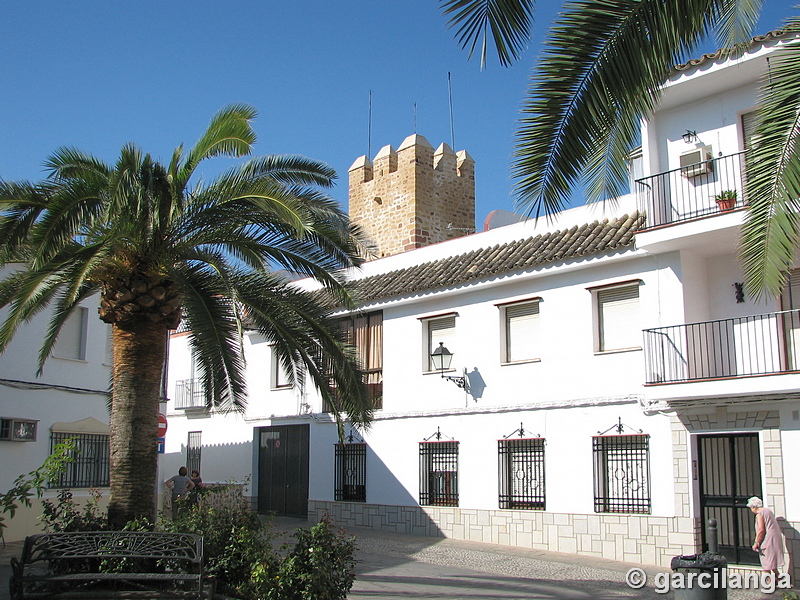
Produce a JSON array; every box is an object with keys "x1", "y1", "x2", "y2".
[
  {"x1": 239, "y1": 155, "x2": 337, "y2": 188},
  {"x1": 441, "y1": 0, "x2": 535, "y2": 68},
  {"x1": 37, "y1": 283, "x2": 97, "y2": 374},
  {"x1": 713, "y1": 0, "x2": 763, "y2": 48},
  {"x1": 235, "y1": 273, "x2": 373, "y2": 428},
  {"x1": 740, "y1": 33, "x2": 800, "y2": 297},
  {"x1": 171, "y1": 262, "x2": 248, "y2": 412},
  {"x1": 513, "y1": 0, "x2": 717, "y2": 219},
  {"x1": 178, "y1": 104, "x2": 257, "y2": 188},
  {"x1": 43, "y1": 147, "x2": 112, "y2": 182}
]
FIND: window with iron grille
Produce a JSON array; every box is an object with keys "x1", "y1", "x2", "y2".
[
  {"x1": 334, "y1": 443, "x2": 366, "y2": 502},
  {"x1": 498, "y1": 438, "x2": 545, "y2": 509},
  {"x1": 419, "y1": 441, "x2": 458, "y2": 507},
  {"x1": 593, "y1": 434, "x2": 650, "y2": 514},
  {"x1": 50, "y1": 432, "x2": 110, "y2": 488},
  {"x1": 187, "y1": 431, "x2": 202, "y2": 474}
]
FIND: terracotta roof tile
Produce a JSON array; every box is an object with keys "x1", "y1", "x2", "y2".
[
  {"x1": 672, "y1": 25, "x2": 799, "y2": 73},
  {"x1": 350, "y1": 212, "x2": 645, "y2": 305}
]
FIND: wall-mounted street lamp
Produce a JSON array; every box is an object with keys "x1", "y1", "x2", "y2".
[
  {"x1": 682, "y1": 130, "x2": 699, "y2": 144},
  {"x1": 431, "y1": 342, "x2": 468, "y2": 390}
]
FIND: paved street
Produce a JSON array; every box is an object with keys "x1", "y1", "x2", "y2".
[{"x1": 1, "y1": 519, "x2": 789, "y2": 600}]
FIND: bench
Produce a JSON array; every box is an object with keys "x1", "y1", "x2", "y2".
[{"x1": 9, "y1": 531, "x2": 212, "y2": 599}]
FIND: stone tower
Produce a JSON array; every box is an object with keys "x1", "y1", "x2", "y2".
[{"x1": 348, "y1": 134, "x2": 475, "y2": 258}]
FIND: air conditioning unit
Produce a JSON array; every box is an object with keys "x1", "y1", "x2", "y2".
[
  {"x1": 0, "y1": 417, "x2": 38, "y2": 441},
  {"x1": 679, "y1": 145, "x2": 713, "y2": 178}
]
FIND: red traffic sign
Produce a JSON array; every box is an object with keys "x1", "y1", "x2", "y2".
[{"x1": 157, "y1": 413, "x2": 168, "y2": 438}]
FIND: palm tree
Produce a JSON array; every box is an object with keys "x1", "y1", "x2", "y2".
[
  {"x1": 441, "y1": 0, "x2": 800, "y2": 297},
  {"x1": 0, "y1": 104, "x2": 373, "y2": 527}
]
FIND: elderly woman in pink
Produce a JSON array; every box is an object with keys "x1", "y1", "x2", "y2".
[{"x1": 748, "y1": 496, "x2": 783, "y2": 576}]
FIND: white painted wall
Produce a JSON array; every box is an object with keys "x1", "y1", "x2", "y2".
[{"x1": 0, "y1": 266, "x2": 111, "y2": 541}]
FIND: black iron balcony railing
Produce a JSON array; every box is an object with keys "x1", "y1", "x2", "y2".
[
  {"x1": 636, "y1": 151, "x2": 746, "y2": 230},
  {"x1": 174, "y1": 378, "x2": 206, "y2": 409},
  {"x1": 643, "y1": 309, "x2": 800, "y2": 384}
]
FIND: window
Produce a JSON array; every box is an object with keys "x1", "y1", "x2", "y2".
[
  {"x1": 501, "y1": 300, "x2": 540, "y2": 363},
  {"x1": 0, "y1": 418, "x2": 38, "y2": 441},
  {"x1": 334, "y1": 443, "x2": 366, "y2": 502},
  {"x1": 51, "y1": 432, "x2": 110, "y2": 488},
  {"x1": 419, "y1": 441, "x2": 458, "y2": 506},
  {"x1": 596, "y1": 283, "x2": 641, "y2": 352},
  {"x1": 187, "y1": 431, "x2": 202, "y2": 474},
  {"x1": 593, "y1": 434, "x2": 650, "y2": 514},
  {"x1": 340, "y1": 311, "x2": 383, "y2": 409},
  {"x1": 498, "y1": 438, "x2": 545, "y2": 509},
  {"x1": 53, "y1": 307, "x2": 88, "y2": 360},
  {"x1": 271, "y1": 347, "x2": 292, "y2": 389},
  {"x1": 424, "y1": 314, "x2": 456, "y2": 371}
]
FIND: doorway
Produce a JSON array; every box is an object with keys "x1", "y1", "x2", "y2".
[
  {"x1": 697, "y1": 433, "x2": 762, "y2": 565},
  {"x1": 257, "y1": 424, "x2": 309, "y2": 517}
]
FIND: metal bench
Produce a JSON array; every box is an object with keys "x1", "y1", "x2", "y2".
[{"x1": 9, "y1": 531, "x2": 211, "y2": 599}]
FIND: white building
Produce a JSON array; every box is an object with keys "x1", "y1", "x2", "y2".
[
  {"x1": 164, "y1": 28, "x2": 800, "y2": 578},
  {"x1": 0, "y1": 269, "x2": 112, "y2": 543}
]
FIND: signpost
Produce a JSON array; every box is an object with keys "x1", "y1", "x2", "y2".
[{"x1": 157, "y1": 413, "x2": 167, "y2": 454}]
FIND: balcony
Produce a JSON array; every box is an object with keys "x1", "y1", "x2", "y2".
[
  {"x1": 636, "y1": 151, "x2": 745, "y2": 230},
  {"x1": 643, "y1": 310, "x2": 800, "y2": 385},
  {"x1": 174, "y1": 378, "x2": 207, "y2": 410}
]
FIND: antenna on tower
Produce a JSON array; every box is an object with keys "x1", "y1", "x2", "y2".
[
  {"x1": 368, "y1": 90, "x2": 373, "y2": 158},
  {"x1": 448, "y1": 72, "x2": 455, "y2": 149},
  {"x1": 413, "y1": 102, "x2": 417, "y2": 133}
]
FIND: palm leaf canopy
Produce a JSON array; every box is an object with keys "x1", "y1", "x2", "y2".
[
  {"x1": 0, "y1": 104, "x2": 374, "y2": 428},
  {"x1": 443, "y1": 0, "x2": 800, "y2": 299}
]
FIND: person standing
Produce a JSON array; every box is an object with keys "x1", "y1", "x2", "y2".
[
  {"x1": 748, "y1": 496, "x2": 784, "y2": 577},
  {"x1": 165, "y1": 466, "x2": 195, "y2": 519}
]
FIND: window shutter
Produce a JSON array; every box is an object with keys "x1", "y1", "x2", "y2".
[
  {"x1": 54, "y1": 307, "x2": 87, "y2": 360},
  {"x1": 506, "y1": 302, "x2": 540, "y2": 361},
  {"x1": 741, "y1": 110, "x2": 759, "y2": 150},
  {"x1": 428, "y1": 316, "x2": 456, "y2": 369},
  {"x1": 598, "y1": 285, "x2": 640, "y2": 351}
]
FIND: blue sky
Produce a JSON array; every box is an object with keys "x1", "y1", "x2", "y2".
[{"x1": 1, "y1": 1, "x2": 795, "y2": 227}]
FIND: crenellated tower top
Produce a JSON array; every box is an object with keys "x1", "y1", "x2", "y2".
[{"x1": 348, "y1": 134, "x2": 475, "y2": 258}]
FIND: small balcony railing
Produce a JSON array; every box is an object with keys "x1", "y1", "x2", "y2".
[
  {"x1": 636, "y1": 151, "x2": 746, "y2": 230},
  {"x1": 174, "y1": 378, "x2": 206, "y2": 410},
  {"x1": 643, "y1": 309, "x2": 800, "y2": 384}
]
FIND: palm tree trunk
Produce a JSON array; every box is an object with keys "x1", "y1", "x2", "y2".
[{"x1": 108, "y1": 320, "x2": 167, "y2": 528}]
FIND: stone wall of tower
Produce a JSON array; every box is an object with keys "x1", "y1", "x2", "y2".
[{"x1": 348, "y1": 134, "x2": 475, "y2": 258}]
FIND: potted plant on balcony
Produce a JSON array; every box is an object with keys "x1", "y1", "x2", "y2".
[{"x1": 714, "y1": 189, "x2": 737, "y2": 211}]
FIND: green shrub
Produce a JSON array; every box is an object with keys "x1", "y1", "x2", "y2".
[
  {"x1": 265, "y1": 515, "x2": 356, "y2": 600},
  {"x1": 0, "y1": 440, "x2": 76, "y2": 539},
  {"x1": 40, "y1": 488, "x2": 108, "y2": 532},
  {"x1": 161, "y1": 482, "x2": 278, "y2": 598}
]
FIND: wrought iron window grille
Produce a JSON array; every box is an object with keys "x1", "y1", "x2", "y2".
[
  {"x1": 592, "y1": 430, "x2": 651, "y2": 514},
  {"x1": 50, "y1": 433, "x2": 110, "y2": 488},
  {"x1": 498, "y1": 425, "x2": 545, "y2": 510},
  {"x1": 419, "y1": 432, "x2": 458, "y2": 507},
  {"x1": 334, "y1": 441, "x2": 366, "y2": 502},
  {"x1": 597, "y1": 417, "x2": 643, "y2": 436}
]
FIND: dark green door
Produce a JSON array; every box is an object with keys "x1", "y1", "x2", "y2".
[
  {"x1": 257, "y1": 424, "x2": 309, "y2": 517},
  {"x1": 697, "y1": 433, "x2": 762, "y2": 565}
]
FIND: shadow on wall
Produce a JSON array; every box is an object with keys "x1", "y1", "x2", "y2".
[
  {"x1": 778, "y1": 518, "x2": 799, "y2": 586},
  {"x1": 310, "y1": 442, "x2": 444, "y2": 540},
  {"x1": 162, "y1": 440, "x2": 255, "y2": 497}
]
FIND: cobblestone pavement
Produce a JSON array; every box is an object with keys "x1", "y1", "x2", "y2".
[{"x1": 2, "y1": 519, "x2": 792, "y2": 600}]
